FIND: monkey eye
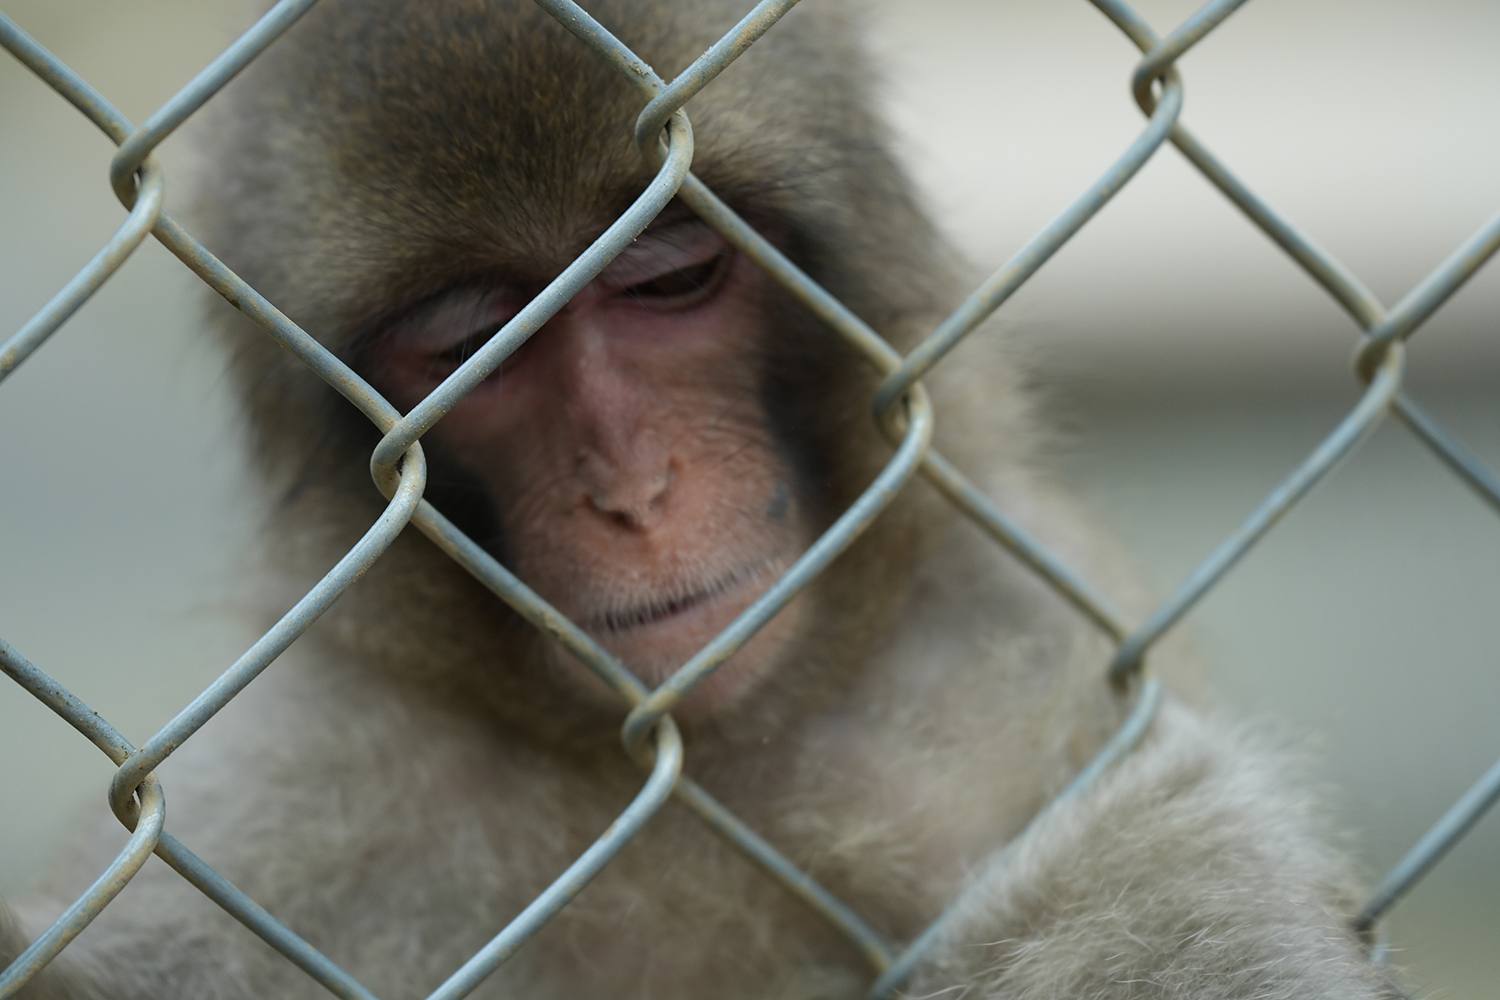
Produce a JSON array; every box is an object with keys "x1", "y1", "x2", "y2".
[
  {"x1": 598, "y1": 221, "x2": 734, "y2": 311},
  {"x1": 618, "y1": 256, "x2": 727, "y2": 307},
  {"x1": 433, "y1": 326, "x2": 499, "y2": 368},
  {"x1": 373, "y1": 286, "x2": 523, "y2": 389}
]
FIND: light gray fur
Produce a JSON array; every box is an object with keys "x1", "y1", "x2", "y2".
[{"x1": 3, "y1": 0, "x2": 1405, "y2": 997}]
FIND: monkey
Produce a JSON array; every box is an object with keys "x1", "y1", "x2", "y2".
[{"x1": 1, "y1": 0, "x2": 1410, "y2": 998}]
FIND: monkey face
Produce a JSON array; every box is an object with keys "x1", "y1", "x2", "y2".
[{"x1": 368, "y1": 220, "x2": 816, "y2": 715}]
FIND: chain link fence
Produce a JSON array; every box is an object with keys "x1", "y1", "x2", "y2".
[{"x1": 1, "y1": 0, "x2": 1497, "y2": 997}]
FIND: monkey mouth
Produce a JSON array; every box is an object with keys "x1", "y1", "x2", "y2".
[{"x1": 587, "y1": 561, "x2": 774, "y2": 636}]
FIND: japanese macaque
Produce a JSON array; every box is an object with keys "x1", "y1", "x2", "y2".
[{"x1": 3, "y1": 0, "x2": 1405, "y2": 998}]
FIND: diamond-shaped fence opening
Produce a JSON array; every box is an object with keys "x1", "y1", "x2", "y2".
[{"x1": 1, "y1": 1, "x2": 1497, "y2": 998}]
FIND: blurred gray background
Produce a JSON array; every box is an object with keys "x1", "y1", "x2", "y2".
[{"x1": 2, "y1": 0, "x2": 1497, "y2": 995}]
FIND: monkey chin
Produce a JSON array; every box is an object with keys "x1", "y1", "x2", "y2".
[{"x1": 572, "y1": 566, "x2": 809, "y2": 722}]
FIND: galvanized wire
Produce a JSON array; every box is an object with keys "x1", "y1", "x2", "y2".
[{"x1": 1, "y1": 0, "x2": 1497, "y2": 998}]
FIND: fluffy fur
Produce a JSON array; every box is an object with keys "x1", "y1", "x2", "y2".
[{"x1": 3, "y1": 1, "x2": 1403, "y2": 997}]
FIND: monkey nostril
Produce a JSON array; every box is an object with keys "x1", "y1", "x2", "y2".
[{"x1": 652, "y1": 462, "x2": 678, "y2": 508}]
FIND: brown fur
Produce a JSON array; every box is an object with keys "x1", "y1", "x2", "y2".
[{"x1": 3, "y1": 1, "x2": 1404, "y2": 997}]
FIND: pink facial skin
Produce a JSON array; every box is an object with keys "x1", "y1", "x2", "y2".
[{"x1": 372, "y1": 223, "x2": 812, "y2": 714}]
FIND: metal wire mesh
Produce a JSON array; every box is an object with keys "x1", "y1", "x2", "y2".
[{"x1": 1, "y1": 0, "x2": 1497, "y2": 997}]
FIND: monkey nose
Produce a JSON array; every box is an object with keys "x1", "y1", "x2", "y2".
[{"x1": 580, "y1": 455, "x2": 676, "y2": 531}]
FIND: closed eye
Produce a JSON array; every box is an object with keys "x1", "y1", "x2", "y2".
[
  {"x1": 619, "y1": 256, "x2": 727, "y2": 307},
  {"x1": 434, "y1": 327, "x2": 498, "y2": 368}
]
